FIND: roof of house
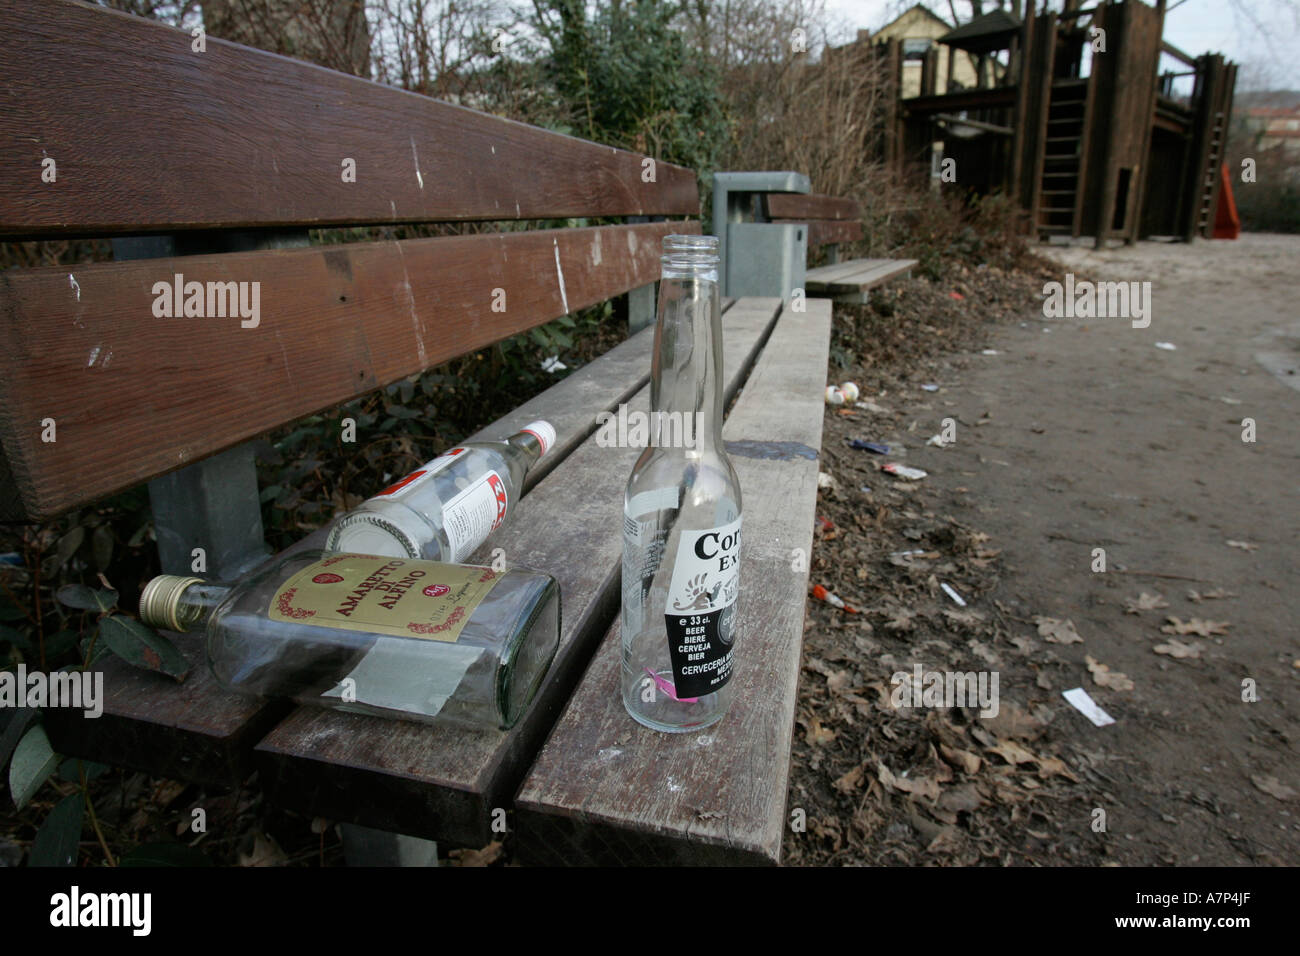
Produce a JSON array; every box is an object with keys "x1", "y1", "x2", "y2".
[{"x1": 938, "y1": 9, "x2": 1022, "y2": 54}]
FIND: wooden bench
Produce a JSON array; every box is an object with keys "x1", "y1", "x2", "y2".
[
  {"x1": 713, "y1": 171, "x2": 917, "y2": 304},
  {"x1": 2, "y1": 0, "x2": 830, "y2": 865}
]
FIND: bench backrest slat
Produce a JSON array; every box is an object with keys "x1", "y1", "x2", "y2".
[
  {"x1": 0, "y1": 220, "x2": 696, "y2": 521},
  {"x1": 0, "y1": 0, "x2": 698, "y2": 238},
  {"x1": 765, "y1": 193, "x2": 862, "y2": 222}
]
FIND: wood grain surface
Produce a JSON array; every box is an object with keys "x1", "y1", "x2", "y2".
[
  {"x1": 254, "y1": 298, "x2": 783, "y2": 848},
  {"x1": 513, "y1": 298, "x2": 832, "y2": 865},
  {"x1": 0, "y1": 220, "x2": 696, "y2": 521},
  {"x1": 0, "y1": 0, "x2": 698, "y2": 237}
]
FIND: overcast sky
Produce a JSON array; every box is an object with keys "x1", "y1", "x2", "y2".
[{"x1": 820, "y1": 1, "x2": 1300, "y2": 90}]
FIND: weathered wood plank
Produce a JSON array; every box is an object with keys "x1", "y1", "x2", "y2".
[
  {"x1": 765, "y1": 193, "x2": 861, "y2": 221},
  {"x1": 0, "y1": 0, "x2": 698, "y2": 237},
  {"x1": 254, "y1": 298, "x2": 784, "y2": 848},
  {"x1": 805, "y1": 258, "x2": 917, "y2": 294},
  {"x1": 0, "y1": 221, "x2": 697, "y2": 522},
  {"x1": 42, "y1": 631, "x2": 292, "y2": 786},
  {"x1": 36, "y1": 307, "x2": 696, "y2": 788},
  {"x1": 513, "y1": 298, "x2": 832, "y2": 866},
  {"x1": 777, "y1": 218, "x2": 864, "y2": 248}
]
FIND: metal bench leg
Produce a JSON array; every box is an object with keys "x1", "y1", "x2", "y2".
[
  {"x1": 628, "y1": 281, "x2": 656, "y2": 335},
  {"x1": 340, "y1": 824, "x2": 439, "y2": 867}
]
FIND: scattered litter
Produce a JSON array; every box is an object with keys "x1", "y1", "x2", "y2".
[
  {"x1": 1219, "y1": 396, "x2": 1242, "y2": 405},
  {"x1": 1161, "y1": 617, "x2": 1229, "y2": 637},
  {"x1": 1186, "y1": 587, "x2": 1237, "y2": 603},
  {"x1": 825, "y1": 386, "x2": 845, "y2": 405},
  {"x1": 847, "y1": 439, "x2": 889, "y2": 454},
  {"x1": 940, "y1": 582, "x2": 967, "y2": 607},
  {"x1": 839, "y1": 381, "x2": 861, "y2": 402},
  {"x1": 980, "y1": 349, "x2": 1000, "y2": 355},
  {"x1": 1123, "y1": 592, "x2": 1168, "y2": 614},
  {"x1": 1154, "y1": 341, "x2": 1176, "y2": 350},
  {"x1": 1062, "y1": 687, "x2": 1115, "y2": 727},
  {"x1": 1034, "y1": 616, "x2": 1083, "y2": 644},
  {"x1": 817, "y1": 471, "x2": 835, "y2": 490},
  {"x1": 1042, "y1": 328, "x2": 1052, "y2": 333},
  {"x1": 1085, "y1": 655, "x2": 1135, "y2": 691},
  {"x1": 891, "y1": 549, "x2": 927, "y2": 558},
  {"x1": 540, "y1": 355, "x2": 567, "y2": 373},
  {"x1": 854, "y1": 399, "x2": 889, "y2": 413},
  {"x1": 949, "y1": 291, "x2": 965, "y2": 301},
  {"x1": 859, "y1": 485, "x2": 871, "y2": 494},
  {"x1": 0, "y1": 552, "x2": 22, "y2": 567},
  {"x1": 815, "y1": 515, "x2": 834, "y2": 532},
  {"x1": 926, "y1": 434, "x2": 951, "y2": 447},
  {"x1": 920, "y1": 384, "x2": 940, "y2": 392},
  {"x1": 882, "y1": 463, "x2": 927, "y2": 480},
  {"x1": 811, "y1": 584, "x2": 857, "y2": 613},
  {"x1": 1225, "y1": 539, "x2": 1258, "y2": 551}
]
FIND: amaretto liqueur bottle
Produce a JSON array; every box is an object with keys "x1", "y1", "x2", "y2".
[
  {"x1": 326, "y1": 421, "x2": 557, "y2": 561},
  {"x1": 621, "y1": 235, "x2": 742, "y2": 732},
  {"x1": 139, "y1": 551, "x2": 560, "y2": 729}
]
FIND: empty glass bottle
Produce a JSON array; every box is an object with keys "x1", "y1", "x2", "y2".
[
  {"x1": 326, "y1": 421, "x2": 556, "y2": 561},
  {"x1": 139, "y1": 550, "x2": 560, "y2": 729},
  {"x1": 621, "y1": 235, "x2": 742, "y2": 733}
]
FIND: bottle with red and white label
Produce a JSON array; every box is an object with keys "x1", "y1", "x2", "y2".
[{"x1": 325, "y1": 421, "x2": 556, "y2": 562}]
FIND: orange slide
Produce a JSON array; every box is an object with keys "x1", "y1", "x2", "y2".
[{"x1": 1214, "y1": 162, "x2": 1240, "y2": 239}]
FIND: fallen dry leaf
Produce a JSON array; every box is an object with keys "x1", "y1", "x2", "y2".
[
  {"x1": 1035, "y1": 616, "x2": 1083, "y2": 644},
  {"x1": 1186, "y1": 587, "x2": 1237, "y2": 603},
  {"x1": 1036, "y1": 755, "x2": 1079, "y2": 781},
  {"x1": 1124, "y1": 592, "x2": 1169, "y2": 614},
  {"x1": 803, "y1": 716, "x2": 837, "y2": 747},
  {"x1": 833, "y1": 764, "x2": 865, "y2": 794},
  {"x1": 1086, "y1": 655, "x2": 1135, "y2": 691},
  {"x1": 1251, "y1": 775, "x2": 1297, "y2": 801},
  {"x1": 449, "y1": 841, "x2": 505, "y2": 867},
  {"x1": 877, "y1": 764, "x2": 942, "y2": 801},
  {"x1": 1161, "y1": 616, "x2": 1230, "y2": 637},
  {"x1": 986, "y1": 738, "x2": 1038, "y2": 766},
  {"x1": 1153, "y1": 639, "x2": 1204, "y2": 659},
  {"x1": 984, "y1": 701, "x2": 1046, "y2": 740},
  {"x1": 238, "y1": 833, "x2": 287, "y2": 868},
  {"x1": 939, "y1": 742, "x2": 982, "y2": 775}
]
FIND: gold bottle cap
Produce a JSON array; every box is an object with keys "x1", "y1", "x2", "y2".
[{"x1": 139, "y1": 575, "x2": 204, "y2": 632}]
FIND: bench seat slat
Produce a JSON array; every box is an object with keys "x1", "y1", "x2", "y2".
[
  {"x1": 0, "y1": 221, "x2": 697, "y2": 522},
  {"x1": 253, "y1": 298, "x2": 784, "y2": 847},
  {"x1": 42, "y1": 632, "x2": 290, "y2": 786},
  {"x1": 0, "y1": 0, "x2": 699, "y2": 237},
  {"x1": 512, "y1": 298, "x2": 832, "y2": 866},
  {"x1": 805, "y1": 258, "x2": 918, "y2": 294}
]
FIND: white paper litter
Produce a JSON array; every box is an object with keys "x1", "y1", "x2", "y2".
[
  {"x1": 940, "y1": 582, "x2": 967, "y2": 607},
  {"x1": 541, "y1": 355, "x2": 567, "y2": 372},
  {"x1": 1155, "y1": 342, "x2": 1177, "y2": 351},
  {"x1": 882, "y1": 463, "x2": 927, "y2": 480},
  {"x1": 1063, "y1": 687, "x2": 1115, "y2": 727}
]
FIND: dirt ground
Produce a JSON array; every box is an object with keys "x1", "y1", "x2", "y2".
[{"x1": 785, "y1": 233, "x2": 1300, "y2": 867}]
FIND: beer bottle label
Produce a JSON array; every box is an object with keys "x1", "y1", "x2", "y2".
[{"x1": 663, "y1": 517, "x2": 741, "y2": 698}]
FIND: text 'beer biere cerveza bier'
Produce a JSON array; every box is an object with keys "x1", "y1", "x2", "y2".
[
  {"x1": 139, "y1": 551, "x2": 560, "y2": 729},
  {"x1": 621, "y1": 235, "x2": 742, "y2": 732},
  {"x1": 326, "y1": 422, "x2": 557, "y2": 562}
]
